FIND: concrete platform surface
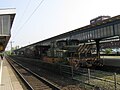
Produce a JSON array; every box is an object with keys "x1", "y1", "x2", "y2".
[{"x1": 0, "y1": 58, "x2": 24, "y2": 90}]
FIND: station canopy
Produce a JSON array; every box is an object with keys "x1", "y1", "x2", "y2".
[{"x1": 0, "y1": 8, "x2": 16, "y2": 52}]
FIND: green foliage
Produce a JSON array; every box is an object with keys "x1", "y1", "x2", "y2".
[
  {"x1": 104, "y1": 48, "x2": 112, "y2": 54},
  {"x1": 5, "y1": 46, "x2": 20, "y2": 55},
  {"x1": 12, "y1": 46, "x2": 19, "y2": 51},
  {"x1": 5, "y1": 51, "x2": 11, "y2": 55}
]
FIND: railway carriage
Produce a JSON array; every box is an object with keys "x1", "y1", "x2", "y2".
[{"x1": 40, "y1": 39, "x2": 99, "y2": 67}]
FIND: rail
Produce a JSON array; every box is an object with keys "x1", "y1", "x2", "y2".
[
  {"x1": 6, "y1": 56, "x2": 61, "y2": 90},
  {"x1": 9, "y1": 56, "x2": 120, "y2": 90}
]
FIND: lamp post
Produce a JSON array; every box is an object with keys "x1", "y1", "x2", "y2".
[{"x1": 10, "y1": 41, "x2": 14, "y2": 55}]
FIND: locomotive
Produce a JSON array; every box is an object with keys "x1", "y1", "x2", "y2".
[{"x1": 15, "y1": 39, "x2": 99, "y2": 68}]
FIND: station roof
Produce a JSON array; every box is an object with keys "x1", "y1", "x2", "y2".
[
  {"x1": 0, "y1": 8, "x2": 16, "y2": 15},
  {"x1": 30, "y1": 15, "x2": 120, "y2": 44},
  {"x1": 15, "y1": 15, "x2": 120, "y2": 51},
  {"x1": 0, "y1": 8, "x2": 16, "y2": 52}
]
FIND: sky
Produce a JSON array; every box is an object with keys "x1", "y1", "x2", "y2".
[{"x1": 0, "y1": 0, "x2": 120, "y2": 50}]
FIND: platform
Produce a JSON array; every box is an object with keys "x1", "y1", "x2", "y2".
[{"x1": 0, "y1": 58, "x2": 23, "y2": 90}]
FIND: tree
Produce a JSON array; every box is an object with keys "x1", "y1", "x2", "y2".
[
  {"x1": 12, "y1": 46, "x2": 20, "y2": 50},
  {"x1": 105, "y1": 48, "x2": 112, "y2": 55},
  {"x1": 5, "y1": 46, "x2": 20, "y2": 55},
  {"x1": 5, "y1": 50, "x2": 11, "y2": 55}
]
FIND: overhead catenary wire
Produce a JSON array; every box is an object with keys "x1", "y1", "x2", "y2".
[
  {"x1": 13, "y1": 0, "x2": 32, "y2": 34},
  {"x1": 13, "y1": 0, "x2": 45, "y2": 39}
]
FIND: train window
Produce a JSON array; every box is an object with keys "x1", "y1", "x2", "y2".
[
  {"x1": 114, "y1": 24, "x2": 118, "y2": 35},
  {"x1": 57, "y1": 51, "x2": 63, "y2": 57}
]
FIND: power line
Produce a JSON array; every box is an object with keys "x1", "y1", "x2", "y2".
[
  {"x1": 13, "y1": 0, "x2": 45, "y2": 40},
  {"x1": 13, "y1": 0, "x2": 31, "y2": 34}
]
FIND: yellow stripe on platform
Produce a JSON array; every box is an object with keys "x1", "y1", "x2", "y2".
[{"x1": 100, "y1": 56, "x2": 120, "y2": 59}]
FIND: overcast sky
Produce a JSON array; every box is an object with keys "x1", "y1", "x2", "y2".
[{"x1": 0, "y1": 0, "x2": 120, "y2": 50}]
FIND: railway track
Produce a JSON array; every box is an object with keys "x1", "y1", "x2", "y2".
[
  {"x1": 10, "y1": 56, "x2": 120, "y2": 89},
  {"x1": 6, "y1": 56, "x2": 61, "y2": 90}
]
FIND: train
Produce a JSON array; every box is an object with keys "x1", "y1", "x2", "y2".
[
  {"x1": 13, "y1": 15, "x2": 120, "y2": 69},
  {"x1": 14, "y1": 39, "x2": 101, "y2": 68}
]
